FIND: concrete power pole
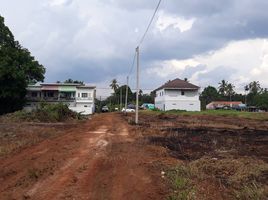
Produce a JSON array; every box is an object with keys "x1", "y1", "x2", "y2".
[
  {"x1": 135, "y1": 46, "x2": 139, "y2": 124},
  {"x1": 120, "y1": 86, "x2": 122, "y2": 111},
  {"x1": 125, "y1": 76, "x2": 129, "y2": 110}
]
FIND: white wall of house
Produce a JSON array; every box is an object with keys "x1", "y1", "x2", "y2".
[
  {"x1": 69, "y1": 87, "x2": 95, "y2": 114},
  {"x1": 155, "y1": 89, "x2": 201, "y2": 111},
  {"x1": 25, "y1": 85, "x2": 96, "y2": 115}
]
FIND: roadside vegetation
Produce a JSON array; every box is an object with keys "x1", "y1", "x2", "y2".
[
  {"x1": 166, "y1": 158, "x2": 268, "y2": 200},
  {"x1": 141, "y1": 109, "x2": 268, "y2": 121},
  {"x1": 0, "y1": 103, "x2": 84, "y2": 123}
]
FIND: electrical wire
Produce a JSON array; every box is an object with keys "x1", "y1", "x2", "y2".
[
  {"x1": 138, "y1": 0, "x2": 162, "y2": 46},
  {"x1": 128, "y1": 51, "x2": 137, "y2": 76}
]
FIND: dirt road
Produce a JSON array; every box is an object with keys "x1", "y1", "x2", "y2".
[{"x1": 0, "y1": 113, "x2": 167, "y2": 200}]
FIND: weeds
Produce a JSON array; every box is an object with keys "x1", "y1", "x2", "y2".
[
  {"x1": 28, "y1": 168, "x2": 40, "y2": 180},
  {"x1": 234, "y1": 181, "x2": 267, "y2": 200},
  {"x1": 166, "y1": 165, "x2": 196, "y2": 200}
]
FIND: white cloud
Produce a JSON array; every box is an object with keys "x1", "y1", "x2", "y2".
[
  {"x1": 156, "y1": 11, "x2": 195, "y2": 32},
  {"x1": 146, "y1": 59, "x2": 200, "y2": 78},
  {"x1": 145, "y1": 39, "x2": 268, "y2": 91},
  {"x1": 48, "y1": 0, "x2": 72, "y2": 7}
]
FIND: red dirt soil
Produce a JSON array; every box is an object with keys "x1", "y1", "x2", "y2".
[{"x1": 0, "y1": 113, "x2": 168, "y2": 200}]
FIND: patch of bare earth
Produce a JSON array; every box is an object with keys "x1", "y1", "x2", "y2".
[{"x1": 0, "y1": 113, "x2": 168, "y2": 200}]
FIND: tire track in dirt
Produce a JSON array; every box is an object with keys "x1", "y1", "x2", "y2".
[
  {"x1": 24, "y1": 126, "x2": 110, "y2": 200},
  {"x1": 1, "y1": 113, "x2": 167, "y2": 200}
]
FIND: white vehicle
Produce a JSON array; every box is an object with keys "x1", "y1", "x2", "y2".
[{"x1": 121, "y1": 108, "x2": 135, "y2": 113}]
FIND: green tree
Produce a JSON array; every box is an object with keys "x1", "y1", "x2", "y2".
[
  {"x1": 226, "y1": 83, "x2": 236, "y2": 101},
  {"x1": 247, "y1": 81, "x2": 261, "y2": 95},
  {"x1": 109, "y1": 79, "x2": 119, "y2": 93},
  {"x1": 64, "y1": 78, "x2": 84, "y2": 85},
  {"x1": 246, "y1": 81, "x2": 262, "y2": 106},
  {"x1": 254, "y1": 92, "x2": 268, "y2": 110},
  {"x1": 0, "y1": 15, "x2": 45, "y2": 114},
  {"x1": 218, "y1": 80, "x2": 228, "y2": 96},
  {"x1": 200, "y1": 86, "x2": 219, "y2": 109}
]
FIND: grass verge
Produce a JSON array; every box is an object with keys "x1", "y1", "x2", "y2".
[{"x1": 141, "y1": 109, "x2": 268, "y2": 121}]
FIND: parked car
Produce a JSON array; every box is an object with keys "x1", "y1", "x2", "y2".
[
  {"x1": 127, "y1": 104, "x2": 136, "y2": 109},
  {"x1": 121, "y1": 108, "x2": 135, "y2": 113},
  {"x1": 101, "y1": 106, "x2": 109, "y2": 112},
  {"x1": 141, "y1": 103, "x2": 155, "y2": 110}
]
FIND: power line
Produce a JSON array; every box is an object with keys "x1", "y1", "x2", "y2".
[
  {"x1": 128, "y1": 51, "x2": 137, "y2": 76},
  {"x1": 127, "y1": 0, "x2": 162, "y2": 78},
  {"x1": 138, "y1": 0, "x2": 162, "y2": 46}
]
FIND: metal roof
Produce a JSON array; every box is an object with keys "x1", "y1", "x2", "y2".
[{"x1": 154, "y1": 78, "x2": 199, "y2": 91}]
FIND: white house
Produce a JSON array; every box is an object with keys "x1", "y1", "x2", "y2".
[
  {"x1": 154, "y1": 78, "x2": 201, "y2": 111},
  {"x1": 25, "y1": 83, "x2": 96, "y2": 115}
]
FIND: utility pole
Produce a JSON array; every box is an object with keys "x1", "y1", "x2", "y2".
[
  {"x1": 100, "y1": 96, "x2": 101, "y2": 113},
  {"x1": 125, "y1": 76, "x2": 129, "y2": 110},
  {"x1": 120, "y1": 86, "x2": 122, "y2": 111},
  {"x1": 135, "y1": 46, "x2": 139, "y2": 124}
]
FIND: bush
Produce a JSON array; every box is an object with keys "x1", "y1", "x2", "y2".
[
  {"x1": 36, "y1": 103, "x2": 77, "y2": 122},
  {"x1": 5, "y1": 103, "x2": 83, "y2": 122}
]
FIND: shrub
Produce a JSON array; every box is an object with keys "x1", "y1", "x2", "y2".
[{"x1": 4, "y1": 103, "x2": 83, "y2": 122}]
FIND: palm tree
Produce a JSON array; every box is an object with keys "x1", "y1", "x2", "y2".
[
  {"x1": 218, "y1": 80, "x2": 228, "y2": 96},
  {"x1": 226, "y1": 83, "x2": 235, "y2": 101},
  {"x1": 248, "y1": 81, "x2": 261, "y2": 95},
  {"x1": 110, "y1": 79, "x2": 119, "y2": 93},
  {"x1": 244, "y1": 85, "x2": 249, "y2": 104}
]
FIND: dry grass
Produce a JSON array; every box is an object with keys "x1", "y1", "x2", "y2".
[
  {"x1": 189, "y1": 156, "x2": 268, "y2": 199},
  {"x1": 0, "y1": 123, "x2": 76, "y2": 157}
]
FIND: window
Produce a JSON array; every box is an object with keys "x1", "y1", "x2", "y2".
[
  {"x1": 181, "y1": 91, "x2": 185, "y2": 95},
  {"x1": 78, "y1": 93, "x2": 80, "y2": 98},
  {"x1": 82, "y1": 93, "x2": 88, "y2": 98},
  {"x1": 45, "y1": 91, "x2": 54, "y2": 97},
  {"x1": 31, "y1": 92, "x2": 37, "y2": 97}
]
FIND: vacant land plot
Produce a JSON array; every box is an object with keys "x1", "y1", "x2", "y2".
[
  {"x1": 0, "y1": 111, "x2": 267, "y2": 200},
  {"x1": 125, "y1": 111, "x2": 268, "y2": 199}
]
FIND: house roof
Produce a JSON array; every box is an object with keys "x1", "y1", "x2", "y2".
[
  {"x1": 40, "y1": 83, "x2": 83, "y2": 86},
  {"x1": 155, "y1": 78, "x2": 199, "y2": 91},
  {"x1": 208, "y1": 101, "x2": 243, "y2": 106},
  {"x1": 27, "y1": 83, "x2": 96, "y2": 91}
]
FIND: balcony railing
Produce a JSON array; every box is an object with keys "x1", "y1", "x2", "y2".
[{"x1": 76, "y1": 97, "x2": 93, "y2": 101}]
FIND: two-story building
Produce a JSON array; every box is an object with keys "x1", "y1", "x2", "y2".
[
  {"x1": 154, "y1": 78, "x2": 201, "y2": 111},
  {"x1": 25, "y1": 83, "x2": 96, "y2": 115}
]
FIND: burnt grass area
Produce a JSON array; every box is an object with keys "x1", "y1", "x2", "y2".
[
  {"x1": 125, "y1": 113, "x2": 268, "y2": 199},
  {"x1": 148, "y1": 127, "x2": 268, "y2": 162}
]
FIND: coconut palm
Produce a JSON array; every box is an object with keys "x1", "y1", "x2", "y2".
[
  {"x1": 226, "y1": 83, "x2": 235, "y2": 101},
  {"x1": 218, "y1": 80, "x2": 228, "y2": 96},
  {"x1": 110, "y1": 79, "x2": 119, "y2": 93},
  {"x1": 248, "y1": 81, "x2": 261, "y2": 95}
]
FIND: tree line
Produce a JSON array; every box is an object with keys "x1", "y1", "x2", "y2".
[
  {"x1": 200, "y1": 80, "x2": 268, "y2": 110},
  {"x1": 96, "y1": 79, "x2": 154, "y2": 111}
]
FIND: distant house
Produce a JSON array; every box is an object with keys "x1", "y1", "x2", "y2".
[
  {"x1": 154, "y1": 78, "x2": 201, "y2": 111},
  {"x1": 25, "y1": 83, "x2": 96, "y2": 115},
  {"x1": 206, "y1": 101, "x2": 243, "y2": 110}
]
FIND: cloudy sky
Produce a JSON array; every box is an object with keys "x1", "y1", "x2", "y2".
[{"x1": 1, "y1": 0, "x2": 268, "y2": 96}]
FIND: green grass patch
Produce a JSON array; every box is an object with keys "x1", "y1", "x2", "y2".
[
  {"x1": 141, "y1": 109, "x2": 268, "y2": 120},
  {"x1": 166, "y1": 165, "x2": 197, "y2": 200}
]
